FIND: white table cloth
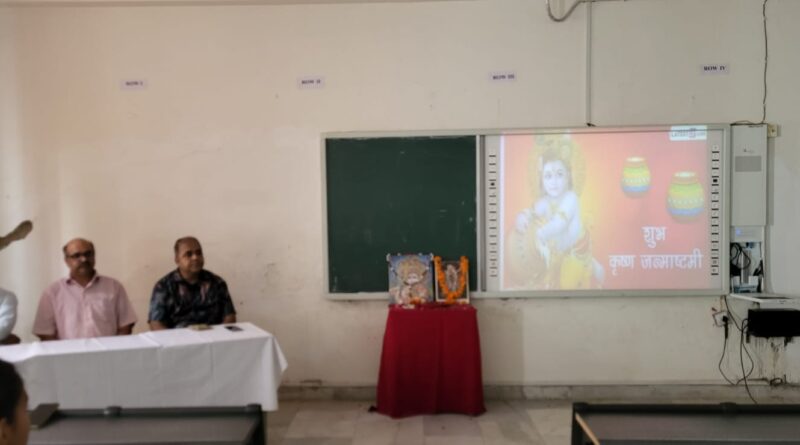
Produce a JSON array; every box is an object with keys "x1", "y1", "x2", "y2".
[{"x1": 0, "y1": 323, "x2": 287, "y2": 411}]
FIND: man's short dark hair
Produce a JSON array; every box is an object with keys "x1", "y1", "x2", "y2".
[
  {"x1": 0, "y1": 359, "x2": 24, "y2": 425},
  {"x1": 174, "y1": 236, "x2": 201, "y2": 255}
]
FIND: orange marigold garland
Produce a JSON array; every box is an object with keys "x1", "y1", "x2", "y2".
[{"x1": 434, "y1": 256, "x2": 469, "y2": 304}]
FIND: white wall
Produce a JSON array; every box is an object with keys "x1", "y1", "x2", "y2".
[{"x1": 1, "y1": 0, "x2": 798, "y2": 386}]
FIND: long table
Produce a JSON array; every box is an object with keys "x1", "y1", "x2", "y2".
[
  {"x1": 28, "y1": 405, "x2": 265, "y2": 445},
  {"x1": 572, "y1": 403, "x2": 800, "y2": 444},
  {"x1": 0, "y1": 323, "x2": 287, "y2": 411}
]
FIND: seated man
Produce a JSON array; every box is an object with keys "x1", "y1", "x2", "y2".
[
  {"x1": 0, "y1": 288, "x2": 19, "y2": 345},
  {"x1": 33, "y1": 238, "x2": 138, "y2": 340},
  {"x1": 148, "y1": 237, "x2": 236, "y2": 330}
]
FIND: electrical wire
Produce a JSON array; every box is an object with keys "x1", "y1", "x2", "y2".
[
  {"x1": 754, "y1": 243, "x2": 765, "y2": 292},
  {"x1": 730, "y1": 244, "x2": 739, "y2": 270},
  {"x1": 725, "y1": 294, "x2": 756, "y2": 400},
  {"x1": 718, "y1": 324, "x2": 737, "y2": 385},
  {"x1": 730, "y1": 243, "x2": 752, "y2": 273},
  {"x1": 753, "y1": 259, "x2": 764, "y2": 293},
  {"x1": 729, "y1": 0, "x2": 769, "y2": 126},
  {"x1": 740, "y1": 319, "x2": 758, "y2": 404},
  {"x1": 736, "y1": 335, "x2": 756, "y2": 386},
  {"x1": 546, "y1": 0, "x2": 586, "y2": 22},
  {"x1": 722, "y1": 295, "x2": 755, "y2": 384},
  {"x1": 545, "y1": 0, "x2": 623, "y2": 23}
]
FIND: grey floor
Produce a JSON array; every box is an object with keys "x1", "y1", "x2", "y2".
[{"x1": 266, "y1": 400, "x2": 572, "y2": 445}]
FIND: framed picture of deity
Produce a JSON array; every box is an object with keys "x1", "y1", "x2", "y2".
[
  {"x1": 387, "y1": 253, "x2": 434, "y2": 306},
  {"x1": 434, "y1": 256, "x2": 470, "y2": 304}
]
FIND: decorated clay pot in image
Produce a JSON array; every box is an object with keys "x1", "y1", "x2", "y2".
[
  {"x1": 667, "y1": 171, "x2": 704, "y2": 222},
  {"x1": 621, "y1": 156, "x2": 651, "y2": 197}
]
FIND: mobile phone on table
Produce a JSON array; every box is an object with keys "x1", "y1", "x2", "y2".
[{"x1": 225, "y1": 325, "x2": 243, "y2": 332}]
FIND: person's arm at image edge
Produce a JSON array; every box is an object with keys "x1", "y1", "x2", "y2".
[{"x1": 0, "y1": 291, "x2": 17, "y2": 340}]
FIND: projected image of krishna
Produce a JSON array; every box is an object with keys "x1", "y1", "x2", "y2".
[{"x1": 506, "y1": 135, "x2": 604, "y2": 290}]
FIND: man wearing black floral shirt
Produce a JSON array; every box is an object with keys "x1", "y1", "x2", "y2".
[{"x1": 148, "y1": 237, "x2": 236, "y2": 330}]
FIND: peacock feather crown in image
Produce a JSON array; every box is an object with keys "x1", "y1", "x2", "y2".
[{"x1": 527, "y1": 135, "x2": 587, "y2": 199}]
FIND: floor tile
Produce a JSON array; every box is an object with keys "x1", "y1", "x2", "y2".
[
  {"x1": 423, "y1": 414, "x2": 482, "y2": 437},
  {"x1": 526, "y1": 406, "x2": 572, "y2": 438},
  {"x1": 352, "y1": 411, "x2": 398, "y2": 445},
  {"x1": 394, "y1": 416, "x2": 424, "y2": 445},
  {"x1": 267, "y1": 398, "x2": 575, "y2": 445},
  {"x1": 284, "y1": 409, "x2": 361, "y2": 439}
]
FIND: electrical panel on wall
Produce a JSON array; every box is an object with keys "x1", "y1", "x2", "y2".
[{"x1": 730, "y1": 124, "x2": 767, "y2": 242}]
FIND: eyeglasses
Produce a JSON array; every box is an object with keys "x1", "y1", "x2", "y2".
[{"x1": 67, "y1": 250, "x2": 95, "y2": 260}]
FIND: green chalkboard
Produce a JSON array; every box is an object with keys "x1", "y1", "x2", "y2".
[{"x1": 326, "y1": 136, "x2": 477, "y2": 293}]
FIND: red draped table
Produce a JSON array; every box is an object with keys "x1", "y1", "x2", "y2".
[{"x1": 376, "y1": 304, "x2": 485, "y2": 418}]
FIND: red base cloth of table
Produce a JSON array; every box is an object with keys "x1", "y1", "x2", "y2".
[{"x1": 376, "y1": 304, "x2": 486, "y2": 418}]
